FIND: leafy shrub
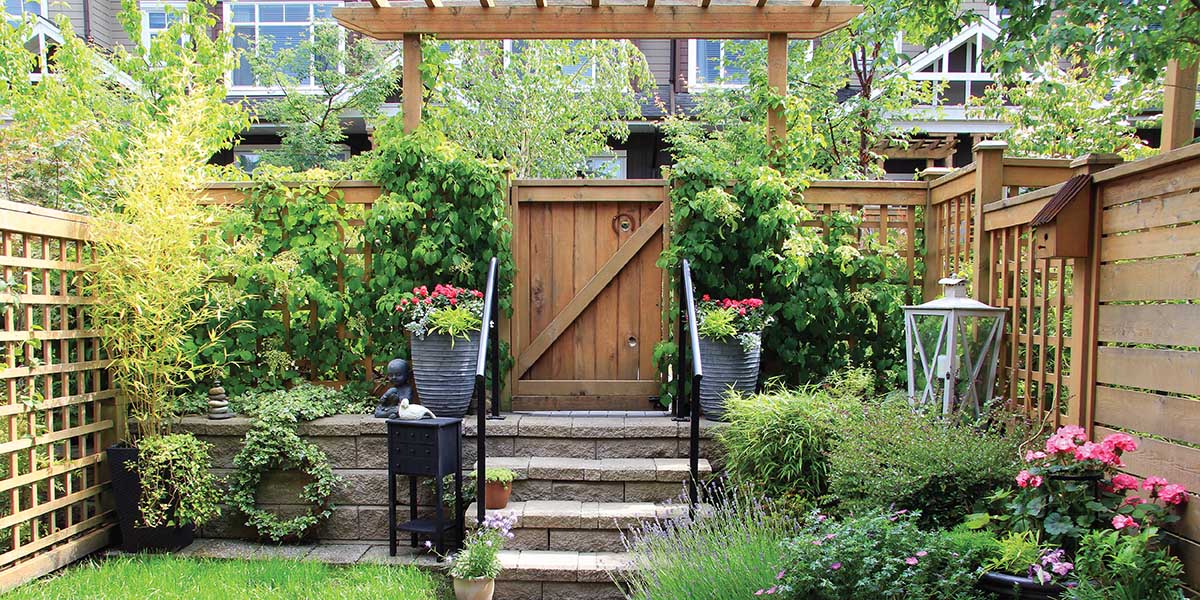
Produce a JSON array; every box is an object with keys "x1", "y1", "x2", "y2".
[
  {"x1": 716, "y1": 369, "x2": 871, "y2": 508},
  {"x1": 660, "y1": 157, "x2": 920, "y2": 400},
  {"x1": 1063, "y1": 529, "x2": 1185, "y2": 600},
  {"x1": 827, "y1": 401, "x2": 1021, "y2": 528},
  {"x1": 136, "y1": 434, "x2": 222, "y2": 528},
  {"x1": 981, "y1": 530, "x2": 1047, "y2": 575},
  {"x1": 618, "y1": 482, "x2": 797, "y2": 600},
  {"x1": 364, "y1": 126, "x2": 512, "y2": 364},
  {"x1": 778, "y1": 510, "x2": 990, "y2": 600}
]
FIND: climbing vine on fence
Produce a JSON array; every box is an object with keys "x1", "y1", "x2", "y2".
[
  {"x1": 363, "y1": 125, "x2": 514, "y2": 382},
  {"x1": 194, "y1": 167, "x2": 366, "y2": 395},
  {"x1": 658, "y1": 155, "x2": 919, "y2": 403}
]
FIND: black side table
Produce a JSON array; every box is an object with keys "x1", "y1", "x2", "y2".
[{"x1": 386, "y1": 417, "x2": 464, "y2": 557}]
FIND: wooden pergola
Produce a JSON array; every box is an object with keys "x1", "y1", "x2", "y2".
[{"x1": 333, "y1": 0, "x2": 863, "y2": 146}]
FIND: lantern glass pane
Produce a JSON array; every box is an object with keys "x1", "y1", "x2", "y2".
[
  {"x1": 952, "y1": 314, "x2": 1001, "y2": 414},
  {"x1": 910, "y1": 313, "x2": 947, "y2": 405}
]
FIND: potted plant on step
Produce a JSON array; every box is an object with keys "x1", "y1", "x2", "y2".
[
  {"x1": 88, "y1": 96, "x2": 243, "y2": 551},
  {"x1": 448, "y1": 512, "x2": 516, "y2": 600},
  {"x1": 396, "y1": 284, "x2": 485, "y2": 418},
  {"x1": 482, "y1": 468, "x2": 517, "y2": 509},
  {"x1": 694, "y1": 296, "x2": 771, "y2": 421}
]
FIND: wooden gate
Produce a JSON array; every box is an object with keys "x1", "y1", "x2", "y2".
[{"x1": 509, "y1": 180, "x2": 669, "y2": 411}]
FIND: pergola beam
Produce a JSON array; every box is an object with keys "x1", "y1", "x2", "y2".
[{"x1": 333, "y1": 4, "x2": 863, "y2": 40}]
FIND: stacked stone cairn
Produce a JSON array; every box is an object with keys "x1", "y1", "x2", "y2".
[{"x1": 207, "y1": 381, "x2": 233, "y2": 420}]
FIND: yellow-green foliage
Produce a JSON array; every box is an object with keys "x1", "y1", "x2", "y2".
[{"x1": 87, "y1": 95, "x2": 246, "y2": 440}]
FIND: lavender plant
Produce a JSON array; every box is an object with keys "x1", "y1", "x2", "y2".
[
  {"x1": 616, "y1": 481, "x2": 796, "y2": 600},
  {"x1": 447, "y1": 512, "x2": 516, "y2": 580}
]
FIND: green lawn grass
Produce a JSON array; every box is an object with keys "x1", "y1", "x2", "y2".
[{"x1": 3, "y1": 555, "x2": 448, "y2": 600}]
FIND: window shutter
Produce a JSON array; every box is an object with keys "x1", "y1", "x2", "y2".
[{"x1": 674, "y1": 39, "x2": 688, "y2": 94}]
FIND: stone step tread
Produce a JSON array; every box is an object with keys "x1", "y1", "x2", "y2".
[
  {"x1": 463, "y1": 414, "x2": 726, "y2": 439},
  {"x1": 475, "y1": 457, "x2": 712, "y2": 482},
  {"x1": 466, "y1": 501, "x2": 699, "y2": 529},
  {"x1": 495, "y1": 550, "x2": 633, "y2": 583}
]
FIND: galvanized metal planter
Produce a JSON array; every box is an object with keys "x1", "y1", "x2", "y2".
[
  {"x1": 697, "y1": 335, "x2": 761, "y2": 421},
  {"x1": 411, "y1": 330, "x2": 481, "y2": 418}
]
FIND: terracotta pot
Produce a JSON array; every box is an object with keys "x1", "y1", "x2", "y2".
[
  {"x1": 453, "y1": 577, "x2": 495, "y2": 600},
  {"x1": 484, "y1": 480, "x2": 512, "y2": 509}
]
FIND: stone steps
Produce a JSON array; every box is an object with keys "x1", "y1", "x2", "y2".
[
  {"x1": 493, "y1": 550, "x2": 631, "y2": 600},
  {"x1": 475, "y1": 457, "x2": 710, "y2": 504},
  {"x1": 465, "y1": 500, "x2": 693, "y2": 552},
  {"x1": 462, "y1": 413, "x2": 725, "y2": 461}
]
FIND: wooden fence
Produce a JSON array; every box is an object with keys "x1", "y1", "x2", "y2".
[
  {"x1": 0, "y1": 201, "x2": 115, "y2": 593},
  {"x1": 930, "y1": 143, "x2": 1200, "y2": 593},
  {"x1": 3, "y1": 143, "x2": 1199, "y2": 589}
]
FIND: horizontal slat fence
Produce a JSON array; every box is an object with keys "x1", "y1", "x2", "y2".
[
  {"x1": 1088, "y1": 145, "x2": 1200, "y2": 594},
  {"x1": 0, "y1": 201, "x2": 114, "y2": 593}
]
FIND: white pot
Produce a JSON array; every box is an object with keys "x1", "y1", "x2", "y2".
[{"x1": 453, "y1": 577, "x2": 496, "y2": 600}]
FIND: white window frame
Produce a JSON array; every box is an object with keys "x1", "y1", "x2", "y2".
[
  {"x1": 4, "y1": 0, "x2": 46, "y2": 21},
  {"x1": 688, "y1": 39, "x2": 751, "y2": 90},
  {"x1": 583, "y1": 150, "x2": 627, "y2": 179},
  {"x1": 139, "y1": 1, "x2": 186, "y2": 51},
  {"x1": 224, "y1": 1, "x2": 344, "y2": 95}
]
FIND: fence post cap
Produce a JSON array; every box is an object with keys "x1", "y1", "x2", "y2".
[
  {"x1": 972, "y1": 140, "x2": 1008, "y2": 153},
  {"x1": 1069, "y1": 153, "x2": 1123, "y2": 170},
  {"x1": 917, "y1": 167, "x2": 955, "y2": 181}
]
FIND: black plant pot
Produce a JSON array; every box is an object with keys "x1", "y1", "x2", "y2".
[
  {"x1": 411, "y1": 330, "x2": 481, "y2": 418},
  {"x1": 977, "y1": 571, "x2": 1067, "y2": 599},
  {"x1": 696, "y1": 335, "x2": 761, "y2": 421},
  {"x1": 107, "y1": 445, "x2": 194, "y2": 553}
]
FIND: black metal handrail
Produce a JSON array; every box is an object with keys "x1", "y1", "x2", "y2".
[
  {"x1": 474, "y1": 257, "x2": 502, "y2": 527},
  {"x1": 671, "y1": 259, "x2": 703, "y2": 510}
]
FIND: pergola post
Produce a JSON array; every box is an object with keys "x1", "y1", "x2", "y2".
[
  {"x1": 1162, "y1": 59, "x2": 1198, "y2": 152},
  {"x1": 767, "y1": 32, "x2": 788, "y2": 148},
  {"x1": 403, "y1": 33, "x2": 423, "y2": 134}
]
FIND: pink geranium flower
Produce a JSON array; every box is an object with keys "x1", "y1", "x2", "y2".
[
  {"x1": 1112, "y1": 515, "x2": 1139, "y2": 530},
  {"x1": 1158, "y1": 484, "x2": 1188, "y2": 506},
  {"x1": 1142, "y1": 476, "x2": 1168, "y2": 491},
  {"x1": 1016, "y1": 470, "x2": 1042, "y2": 488},
  {"x1": 1101, "y1": 432, "x2": 1137, "y2": 453},
  {"x1": 1111, "y1": 473, "x2": 1140, "y2": 492}
]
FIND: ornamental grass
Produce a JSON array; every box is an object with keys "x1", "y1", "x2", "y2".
[{"x1": 617, "y1": 480, "x2": 796, "y2": 600}]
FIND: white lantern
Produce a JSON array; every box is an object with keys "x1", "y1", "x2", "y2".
[{"x1": 903, "y1": 277, "x2": 1007, "y2": 416}]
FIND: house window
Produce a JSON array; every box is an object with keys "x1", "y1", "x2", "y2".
[
  {"x1": 140, "y1": 2, "x2": 184, "y2": 49},
  {"x1": 226, "y1": 1, "x2": 341, "y2": 91},
  {"x1": 233, "y1": 143, "x2": 351, "y2": 173},
  {"x1": 689, "y1": 39, "x2": 750, "y2": 87},
  {"x1": 584, "y1": 151, "x2": 627, "y2": 179},
  {"x1": 5, "y1": 0, "x2": 45, "y2": 24}
]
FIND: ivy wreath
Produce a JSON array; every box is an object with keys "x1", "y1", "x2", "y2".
[{"x1": 229, "y1": 422, "x2": 341, "y2": 542}]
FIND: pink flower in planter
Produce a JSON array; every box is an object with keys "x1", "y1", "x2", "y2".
[
  {"x1": 1074, "y1": 441, "x2": 1121, "y2": 466},
  {"x1": 1101, "y1": 432, "x2": 1137, "y2": 453},
  {"x1": 1143, "y1": 476, "x2": 1169, "y2": 491},
  {"x1": 1024, "y1": 450, "x2": 1047, "y2": 462},
  {"x1": 1112, "y1": 515, "x2": 1139, "y2": 530},
  {"x1": 1159, "y1": 484, "x2": 1188, "y2": 506},
  {"x1": 1111, "y1": 473, "x2": 1140, "y2": 492},
  {"x1": 829, "y1": 562, "x2": 842, "y2": 571},
  {"x1": 905, "y1": 557, "x2": 919, "y2": 566},
  {"x1": 1017, "y1": 470, "x2": 1042, "y2": 488}
]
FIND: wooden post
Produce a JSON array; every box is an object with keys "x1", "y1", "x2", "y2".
[
  {"x1": 918, "y1": 167, "x2": 953, "y2": 301},
  {"x1": 1162, "y1": 60, "x2": 1198, "y2": 152},
  {"x1": 766, "y1": 33, "x2": 788, "y2": 149},
  {"x1": 403, "y1": 33, "x2": 423, "y2": 134},
  {"x1": 971, "y1": 141, "x2": 1006, "y2": 304},
  {"x1": 1060, "y1": 154, "x2": 1120, "y2": 430}
]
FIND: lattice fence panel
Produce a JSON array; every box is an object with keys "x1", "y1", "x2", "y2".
[{"x1": 0, "y1": 201, "x2": 113, "y2": 589}]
